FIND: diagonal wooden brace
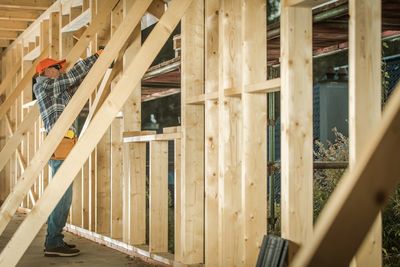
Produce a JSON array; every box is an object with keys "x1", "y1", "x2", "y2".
[{"x1": 0, "y1": 1, "x2": 192, "y2": 265}]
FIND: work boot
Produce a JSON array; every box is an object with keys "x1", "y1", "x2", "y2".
[{"x1": 44, "y1": 244, "x2": 80, "y2": 257}]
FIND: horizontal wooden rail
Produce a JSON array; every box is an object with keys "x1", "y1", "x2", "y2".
[
  {"x1": 61, "y1": 9, "x2": 91, "y2": 33},
  {"x1": 287, "y1": 0, "x2": 335, "y2": 8},
  {"x1": 244, "y1": 78, "x2": 281, "y2": 93},
  {"x1": 186, "y1": 91, "x2": 218, "y2": 105},
  {"x1": 123, "y1": 132, "x2": 181, "y2": 143}
]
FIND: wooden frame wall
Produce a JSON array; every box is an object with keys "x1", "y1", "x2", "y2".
[{"x1": 0, "y1": 0, "x2": 395, "y2": 266}]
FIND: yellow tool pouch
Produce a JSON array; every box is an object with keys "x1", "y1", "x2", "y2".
[{"x1": 51, "y1": 130, "x2": 77, "y2": 160}]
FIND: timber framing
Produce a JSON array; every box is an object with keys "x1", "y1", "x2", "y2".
[{"x1": 0, "y1": 0, "x2": 399, "y2": 266}]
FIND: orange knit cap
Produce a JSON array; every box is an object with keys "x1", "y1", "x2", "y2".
[{"x1": 36, "y1": 58, "x2": 66, "y2": 74}]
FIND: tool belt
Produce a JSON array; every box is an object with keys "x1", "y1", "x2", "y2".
[{"x1": 51, "y1": 130, "x2": 77, "y2": 160}]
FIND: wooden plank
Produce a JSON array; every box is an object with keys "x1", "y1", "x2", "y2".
[
  {"x1": 0, "y1": 0, "x2": 54, "y2": 10},
  {"x1": 123, "y1": 132, "x2": 181, "y2": 143},
  {"x1": 0, "y1": 30, "x2": 19, "y2": 40},
  {"x1": 23, "y1": 46, "x2": 40, "y2": 61},
  {"x1": 242, "y1": 0, "x2": 267, "y2": 265},
  {"x1": 82, "y1": 159, "x2": 90, "y2": 229},
  {"x1": 147, "y1": 0, "x2": 165, "y2": 19},
  {"x1": 280, "y1": 3, "x2": 313, "y2": 261},
  {"x1": 49, "y1": 12, "x2": 60, "y2": 59},
  {"x1": 0, "y1": 0, "x2": 122, "y2": 237},
  {"x1": 218, "y1": 0, "x2": 243, "y2": 265},
  {"x1": 180, "y1": 0, "x2": 205, "y2": 263},
  {"x1": 122, "y1": 0, "x2": 142, "y2": 245},
  {"x1": 174, "y1": 138, "x2": 182, "y2": 260},
  {"x1": 291, "y1": 79, "x2": 400, "y2": 266},
  {"x1": 126, "y1": 142, "x2": 146, "y2": 245},
  {"x1": 0, "y1": 9, "x2": 40, "y2": 22},
  {"x1": 111, "y1": 117, "x2": 123, "y2": 239},
  {"x1": 71, "y1": 169, "x2": 83, "y2": 227},
  {"x1": 96, "y1": 129, "x2": 111, "y2": 235},
  {"x1": 349, "y1": 0, "x2": 382, "y2": 266},
  {"x1": 204, "y1": 0, "x2": 219, "y2": 265},
  {"x1": 0, "y1": 20, "x2": 29, "y2": 31},
  {"x1": 149, "y1": 141, "x2": 168, "y2": 253},
  {"x1": 0, "y1": 1, "x2": 192, "y2": 265},
  {"x1": 244, "y1": 78, "x2": 281, "y2": 94}
]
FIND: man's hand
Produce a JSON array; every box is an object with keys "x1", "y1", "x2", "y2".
[{"x1": 96, "y1": 49, "x2": 103, "y2": 56}]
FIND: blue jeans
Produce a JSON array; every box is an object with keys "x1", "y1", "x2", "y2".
[{"x1": 45, "y1": 160, "x2": 73, "y2": 249}]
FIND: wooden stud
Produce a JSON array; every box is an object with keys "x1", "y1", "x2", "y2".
[
  {"x1": 349, "y1": 0, "x2": 382, "y2": 266},
  {"x1": 174, "y1": 138, "x2": 182, "y2": 260},
  {"x1": 204, "y1": 0, "x2": 219, "y2": 265},
  {"x1": 218, "y1": 0, "x2": 243, "y2": 265},
  {"x1": 82, "y1": 159, "x2": 90, "y2": 229},
  {"x1": 280, "y1": 3, "x2": 313, "y2": 260},
  {"x1": 149, "y1": 141, "x2": 168, "y2": 253},
  {"x1": 242, "y1": 0, "x2": 267, "y2": 265},
  {"x1": 49, "y1": 12, "x2": 60, "y2": 59},
  {"x1": 111, "y1": 117, "x2": 123, "y2": 239},
  {"x1": 180, "y1": 0, "x2": 205, "y2": 263},
  {"x1": 0, "y1": 2, "x2": 192, "y2": 265},
  {"x1": 72, "y1": 169, "x2": 83, "y2": 227}
]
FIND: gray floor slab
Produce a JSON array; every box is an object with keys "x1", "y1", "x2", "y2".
[{"x1": 0, "y1": 213, "x2": 158, "y2": 267}]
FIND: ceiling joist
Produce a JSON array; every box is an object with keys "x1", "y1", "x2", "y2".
[
  {"x1": 0, "y1": 30, "x2": 19, "y2": 39},
  {"x1": 0, "y1": 20, "x2": 29, "y2": 31},
  {"x1": 0, "y1": 8, "x2": 42, "y2": 21},
  {"x1": 0, "y1": 0, "x2": 54, "y2": 10}
]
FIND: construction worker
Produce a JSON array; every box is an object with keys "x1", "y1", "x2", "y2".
[{"x1": 33, "y1": 50, "x2": 101, "y2": 257}]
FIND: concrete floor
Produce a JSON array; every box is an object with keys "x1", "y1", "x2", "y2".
[{"x1": 0, "y1": 213, "x2": 158, "y2": 267}]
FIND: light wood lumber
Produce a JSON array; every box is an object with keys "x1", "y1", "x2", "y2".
[
  {"x1": 174, "y1": 138, "x2": 182, "y2": 260},
  {"x1": 218, "y1": 0, "x2": 243, "y2": 265},
  {"x1": 0, "y1": 58, "x2": 21, "y2": 96},
  {"x1": 242, "y1": 0, "x2": 267, "y2": 265},
  {"x1": 149, "y1": 141, "x2": 168, "y2": 252},
  {"x1": 287, "y1": 0, "x2": 333, "y2": 8},
  {"x1": 244, "y1": 78, "x2": 281, "y2": 94},
  {"x1": 349, "y1": 0, "x2": 382, "y2": 266},
  {"x1": 180, "y1": 0, "x2": 205, "y2": 263},
  {"x1": 0, "y1": 20, "x2": 29, "y2": 31},
  {"x1": 123, "y1": 132, "x2": 181, "y2": 143},
  {"x1": 0, "y1": 0, "x2": 54, "y2": 10},
  {"x1": 280, "y1": 3, "x2": 313, "y2": 261},
  {"x1": 61, "y1": 9, "x2": 91, "y2": 33},
  {"x1": 111, "y1": 117, "x2": 123, "y2": 239},
  {"x1": 204, "y1": 0, "x2": 219, "y2": 265},
  {"x1": 0, "y1": 1, "x2": 192, "y2": 265}
]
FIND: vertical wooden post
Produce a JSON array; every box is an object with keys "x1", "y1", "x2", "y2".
[
  {"x1": 49, "y1": 12, "x2": 60, "y2": 59},
  {"x1": 204, "y1": 0, "x2": 219, "y2": 265},
  {"x1": 349, "y1": 0, "x2": 382, "y2": 266},
  {"x1": 174, "y1": 138, "x2": 182, "y2": 260},
  {"x1": 218, "y1": 0, "x2": 244, "y2": 265},
  {"x1": 181, "y1": 0, "x2": 205, "y2": 263},
  {"x1": 149, "y1": 141, "x2": 168, "y2": 253},
  {"x1": 122, "y1": 0, "x2": 144, "y2": 245},
  {"x1": 96, "y1": 129, "x2": 111, "y2": 235},
  {"x1": 280, "y1": 3, "x2": 313, "y2": 260},
  {"x1": 242, "y1": 0, "x2": 267, "y2": 265},
  {"x1": 111, "y1": 117, "x2": 123, "y2": 239}
]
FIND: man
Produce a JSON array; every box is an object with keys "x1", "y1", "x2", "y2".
[{"x1": 33, "y1": 50, "x2": 101, "y2": 257}]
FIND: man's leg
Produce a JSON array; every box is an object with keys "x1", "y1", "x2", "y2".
[{"x1": 44, "y1": 160, "x2": 79, "y2": 256}]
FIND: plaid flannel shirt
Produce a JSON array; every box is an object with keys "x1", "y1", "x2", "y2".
[{"x1": 33, "y1": 54, "x2": 98, "y2": 134}]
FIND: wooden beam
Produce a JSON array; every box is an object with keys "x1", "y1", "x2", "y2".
[
  {"x1": 0, "y1": 30, "x2": 19, "y2": 40},
  {"x1": 204, "y1": 0, "x2": 219, "y2": 265},
  {"x1": 149, "y1": 141, "x2": 168, "y2": 253},
  {"x1": 242, "y1": 0, "x2": 267, "y2": 265},
  {"x1": 244, "y1": 78, "x2": 281, "y2": 94},
  {"x1": 0, "y1": 0, "x2": 120, "y2": 236},
  {"x1": 0, "y1": 57, "x2": 21, "y2": 95},
  {"x1": 280, "y1": 3, "x2": 313, "y2": 261},
  {"x1": 0, "y1": 0, "x2": 54, "y2": 10},
  {"x1": 218, "y1": 0, "x2": 243, "y2": 265},
  {"x1": 0, "y1": 1, "x2": 192, "y2": 265},
  {"x1": 0, "y1": 20, "x2": 29, "y2": 31},
  {"x1": 349, "y1": 0, "x2": 382, "y2": 266},
  {"x1": 0, "y1": 9, "x2": 41, "y2": 21},
  {"x1": 180, "y1": 1, "x2": 205, "y2": 263},
  {"x1": 174, "y1": 138, "x2": 182, "y2": 260},
  {"x1": 49, "y1": 12, "x2": 60, "y2": 59}
]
